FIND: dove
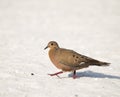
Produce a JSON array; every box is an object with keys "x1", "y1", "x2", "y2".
[{"x1": 44, "y1": 41, "x2": 110, "y2": 79}]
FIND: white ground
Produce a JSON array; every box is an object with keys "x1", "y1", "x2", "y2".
[{"x1": 0, "y1": 0, "x2": 120, "y2": 97}]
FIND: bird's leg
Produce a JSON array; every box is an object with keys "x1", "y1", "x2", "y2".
[
  {"x1": 73, "y1": 70, "x2": 77, "y2": 79},
  {"x1": 48, "y1": 71, "x2": 63, "y2": 76}
]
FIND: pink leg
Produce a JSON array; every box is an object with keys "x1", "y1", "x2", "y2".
[
  {"x1": 48, "y1": 71, "x2": 63, "y2": 76},
  {"x1": 73, "y1": 70, "x2": 77, "y2": 79}
]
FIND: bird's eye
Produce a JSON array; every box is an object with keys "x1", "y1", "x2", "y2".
[{"x1": 51, "y1": 43, "x2": 53, "y2": 45}]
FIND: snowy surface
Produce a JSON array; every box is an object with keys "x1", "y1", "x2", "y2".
[{"x1": 0, "y1": 0, "x2": 120, "y2": 97}]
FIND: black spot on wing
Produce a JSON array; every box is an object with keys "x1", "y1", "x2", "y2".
[
  {"x1": 73, "y1": 55, "x2": 75, "y2": 57},
  {"x1": 76, "y1": 56, "x2": 79, "y2": 58}
]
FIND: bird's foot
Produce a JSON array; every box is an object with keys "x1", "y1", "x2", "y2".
[
  {"x1": 48, "y1": 71, "x2": 63, "y2": 78},
  {"x1": 73, "y1": 75, "x2": 78, "y2": 79},
  {"x1": 72, "y1": 70, "x2": 78, "y2": 79}
]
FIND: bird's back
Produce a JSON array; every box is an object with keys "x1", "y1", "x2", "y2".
[
  {"x1": 54, "y1": 48, "x2": 88, "y2": 67},
  {"x1": 54, "y1": 48, "x2": 109, "y2": 69}
]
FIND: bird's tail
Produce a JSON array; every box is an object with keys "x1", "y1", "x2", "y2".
[
  {"x1": 95, "y1": 61, "x2": 110, "y2": 66},
  {"x1": 90, "y1": 60, "x2": 110, "y2": 66}
]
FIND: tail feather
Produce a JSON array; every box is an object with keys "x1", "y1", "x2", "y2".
[
  {"x1": 90, "y1": 60, "x2": 110, "y2": 66},
  {"x1": 95, "y1": 61, "x2": 110, "y2": 66}
]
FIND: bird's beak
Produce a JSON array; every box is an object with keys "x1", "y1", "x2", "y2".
[{"x1": 44, "y1": 46, "x2": 48, "y2": 50}]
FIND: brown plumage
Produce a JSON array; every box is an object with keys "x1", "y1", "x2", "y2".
[{"x1": 44, "y1": 41, "x2": 110, "y2": 79}]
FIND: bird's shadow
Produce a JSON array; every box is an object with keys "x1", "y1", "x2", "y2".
[{"x1": 68, "y1": 70, "x2": 120, "y2": 79}]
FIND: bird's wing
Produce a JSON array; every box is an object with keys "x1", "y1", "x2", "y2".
[{"x1": 55, "y1": 48, "x2": 90, "y2": 68}]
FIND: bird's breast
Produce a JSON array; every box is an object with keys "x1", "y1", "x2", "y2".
[
  {"x1": 48, "y1": 49, "x2": 74, "y2": 71},
  {"x1": 49, "y1": 49, "x2": 61, "y2": 69}
]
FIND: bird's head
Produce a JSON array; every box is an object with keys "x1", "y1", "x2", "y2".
[{"x1": 44, "y1": 41, "x2": 59, "y2": 50}]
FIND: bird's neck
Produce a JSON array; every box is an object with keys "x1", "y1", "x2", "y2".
[
  {"x1": 49, "y1": 48, "x2": 58, "y2": 62},
  {"x1": 49, "y1": 48, "x2": 57, "y2": 56}
]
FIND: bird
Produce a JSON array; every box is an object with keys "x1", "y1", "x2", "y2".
[{"x1": 44, "y1": 41, "x2": 110, "y2": 79}]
